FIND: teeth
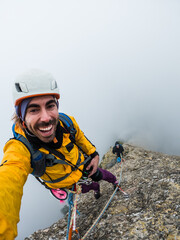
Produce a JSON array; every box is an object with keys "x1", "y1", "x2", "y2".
[{"x1": 39, "y1": 125, "x2": 52, "y2": 131}]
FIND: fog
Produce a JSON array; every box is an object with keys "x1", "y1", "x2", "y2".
[{"x1": 0, "y1": 0, "x2": 180, "y2": 239}]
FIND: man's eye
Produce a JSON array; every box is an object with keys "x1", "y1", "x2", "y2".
[
  {"x1": 47, "y1": 104, "x2": 56, "y2": 109},
  {"x1": 29, "y1": 108, "x2": 39, "y2": 113}
]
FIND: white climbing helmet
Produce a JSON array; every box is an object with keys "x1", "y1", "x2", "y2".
[{"x1": 12, "y1": 69, "x2": 60, "y2": 106}]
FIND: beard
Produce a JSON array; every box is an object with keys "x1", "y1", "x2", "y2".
[
  {"x1": 26, "y1": 117, "x2": 59, "y2": 143},
  {"x1": 34, "y1": 118, "x2": 58, "y2": 129}
]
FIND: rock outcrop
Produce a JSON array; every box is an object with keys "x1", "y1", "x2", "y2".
[{"x1": 25, "y1": 144, "x2": 180, "y2": 240}]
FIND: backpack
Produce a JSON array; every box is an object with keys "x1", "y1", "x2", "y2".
[{"x1": 12, "y1": 113, "x2": 91, "y2": 185}]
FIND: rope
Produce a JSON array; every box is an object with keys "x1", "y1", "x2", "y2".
[
  {"x1": 80, "y1": 159, "x2": 125, "y2": 240},
  {"x1": 69, "y1": 185, "x2": 81, "y2": 230},
  {"x1": 66, "y1": 154, "x2": 126, "y2": 240},
  {"x1": 66, "y1": 184, "x2": 82, "y2": 240},
  {"x1": 66, "y1": 188, "x2": 74, "y2": 240}
]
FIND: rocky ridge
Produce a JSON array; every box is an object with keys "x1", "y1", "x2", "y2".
[{"x1": 25, "y1": 143, "x2": 180, "y2": 240}]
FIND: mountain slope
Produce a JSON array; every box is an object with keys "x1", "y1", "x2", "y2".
[{"x1": 25, "y1": 144, "x2": 180, "y2": 240}]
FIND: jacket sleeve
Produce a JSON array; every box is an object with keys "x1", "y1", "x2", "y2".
[
  {"x1": 112, "y1": 146, "x2": 116, "y2": 154},
  {"x1": 0, "y1": 139, "x2": 31, "y2": 239},
  {"x1": 70, "y1": 116, "x2": 98, "y2": 157}
]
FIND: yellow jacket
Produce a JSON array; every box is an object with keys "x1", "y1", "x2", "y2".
[{"x1": 0, "y1": 115, "x2": 96, "y2": 239}]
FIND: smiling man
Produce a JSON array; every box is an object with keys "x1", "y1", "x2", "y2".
[
  {"x1": 25, "y1": 96, "x2": 59, "y2": 142},
  {"x1": 0, "y1": 69, "x2": 118, "y2": 239}
]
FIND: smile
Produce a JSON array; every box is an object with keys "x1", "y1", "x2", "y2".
[{"x1": 39, "y1": 125, "x2": 53, "y2": 132}]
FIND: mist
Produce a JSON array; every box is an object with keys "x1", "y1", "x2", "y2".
[{"x1": 0, "y1": 0, "x2": 180, "y2": 239}]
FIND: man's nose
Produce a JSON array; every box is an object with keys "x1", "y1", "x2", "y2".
[{"x1": 40, "y1": 109, "x2": 51, "y2": 122}]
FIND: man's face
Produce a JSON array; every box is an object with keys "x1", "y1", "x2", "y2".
[{"x1": 25, "y1": 95, "x2": 59, "y2": 143}]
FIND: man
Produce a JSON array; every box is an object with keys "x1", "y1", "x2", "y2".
[
  {"x1": 0, "y1": 69, "x2": 118, "y2": 239},
  {"x1": 112, "y1": 141, "x2": 124, "y2": 163}
]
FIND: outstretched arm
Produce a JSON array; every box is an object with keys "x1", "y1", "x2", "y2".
[{"x1": 0, "y1": 140, "x2": 31, "y2": 239}]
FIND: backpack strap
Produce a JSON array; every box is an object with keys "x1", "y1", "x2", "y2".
[
  {"x1": 12, "y1": 124, "x2": 48, "y2": 177},
  {"x1": 12, "y1": 115, "x2": 91, "y2": 182},
  {"x1": 59, "y1": 113, "x2": 88, "y2": 157},
  {"x1": 59, "y1": 113, "x2": 77, "y2": 142}
]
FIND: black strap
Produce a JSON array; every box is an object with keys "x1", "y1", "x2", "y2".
[
  {"x1": 43, "y1": 155, "x2": 92, "y2": 184},
  {"x1": 41, "y1": 144, "x2": 85, "y2": 173},
  {"x1": 40, "y1": 147, "x2": 91, "y2": 183},
  {"x1": 43, "y1": 172, "x2": 73, "y2": 184}
]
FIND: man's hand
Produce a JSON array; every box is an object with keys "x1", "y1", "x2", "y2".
[{"x1": 86, "y1": 155, "x2": 99, "y2": 177}]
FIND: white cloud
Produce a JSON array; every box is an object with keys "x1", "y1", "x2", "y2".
[{"x1": 0, "y1": 0, "x2": 180, "y2": 239}]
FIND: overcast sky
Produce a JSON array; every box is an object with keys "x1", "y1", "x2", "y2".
[{"x1": 0, "y1": 0, "x2": 180, "y2": 239}]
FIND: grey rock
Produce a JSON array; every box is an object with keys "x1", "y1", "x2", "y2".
[{"x1": 24, "y1": 144, "x2": 180, "y2": 240}]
